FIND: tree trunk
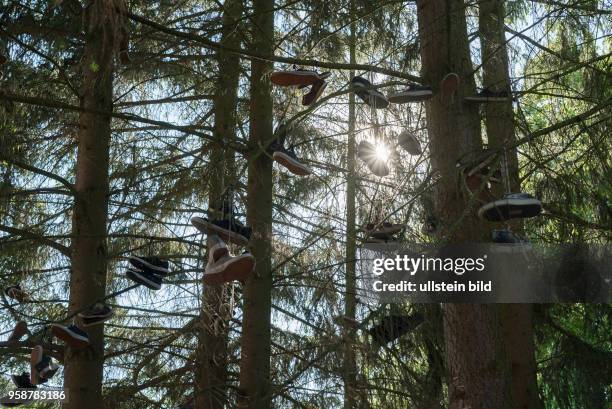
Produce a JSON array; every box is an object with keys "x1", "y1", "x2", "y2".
[
  {"x1": 195, "y1": 0, "x2": 242, "y2": 408},
  {"x1": 478, "y1": 2, "x2": 542, "y2": 408},
  {"x1": 415, "y1": 1, "x2": 514, "y2": 408},
  {"x1": 63, "y1": 3, "x2": 115, "y2": 408},
  {"x1": 343, "y1": 2, "x2": 358, "y2": 408},
  {"x1": 238, "y1": 0, "x2": 274, "y2": 407}
]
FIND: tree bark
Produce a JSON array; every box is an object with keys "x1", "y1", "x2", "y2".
[
  {"x1": 478, "y1": 2, "x2": 542, "y2": 408},
  {"x1": 195, "y1": 0, "x2": 243, "y2": 408},
  {"x1": 238, "y1": 0, "x2": 274, "y2": 407},
  {"x1": 63, "y1": 2, "x2": 115, "y2": 408},
  {"x1": 415, "y1": 1, "x2": 514, "y2": 408},
  {"x1": 343, "y1": 2, "x2": 358, "y2": 407}
]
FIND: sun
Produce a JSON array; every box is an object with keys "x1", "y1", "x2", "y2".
[{"x1": 375, "y1": 143, "x2": 390, "y2": 161}]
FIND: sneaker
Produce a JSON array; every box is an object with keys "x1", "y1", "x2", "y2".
[
  {"x1": 30, "y1": 346, "x2": 59, "y2": 385},
  {"x1": 11, "y1": 373, "x2": 35, "y2": 389},
  {"x1": 7, "y1": 321, "x2": 28, "y2": 343},
  {"x1": 78, "y1": 303, "x2": 114, "y2": 327},
  {"x1": 397, "y1": 131, "x2": 422, "y2": 155},
  {"x1": 368, "y1": 313, "x2": 424, "y2": 345},
  {"x1": 492, "y1": 229, "x2": 530, "y2": 244},
  {"x1": 387, "y1": 84, "x2": 433, "y2": 103},
  {"x1": 367, "y1": 222, "x2": 404, "y2": 239},
  {"x1": 51, "y1": 324, "x2": 90, "y2": 349},
  {"x1": 126, "y1": 268, "x2": 163, "y2": 290},
  {"x1": 270, "y1": 68, "x2": 329, "y2": 87},
  {"x1": 129, "y1": 255, "x2": 170, "y2": 275},
  {"x1": 302, "y1": 79, "x2": 327, "y2": 106},
  {"x1": 478, "y1": 193, "x2": 543, "y2": 221},
  {"x1": 4, "y1": 285, "x2": 29, "y2": 303},
  {"x1": 357, "y1": 141, "x2": 390, "y2": 177},
  {"x1": 272, "y1": 144, "x2": 312, "y2": 176},
  {"x1": 191, "y1": 216, "x2": 251, "y2": 246},
  {"x1": 204, "y1": 247, "x2": 255, "y2": 285},
  {"x1": 369, "y1": 159, "x2": 390, "y2": 177},
  {"x1": 357, "y1": 140, "x2": 376, "y2": 162},
  {"x1": 465, "y1": 88, "x2": 511, "y2": 103},
  {"x1": 440, "y1": 72, "x2": 460, "y2": 101},
  {"x1": 351, "y1": 76, "x2": 389, "y2": 109}
]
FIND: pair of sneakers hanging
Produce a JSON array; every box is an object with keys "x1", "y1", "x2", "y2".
[
  {"x1": 352, "y1": 75, "x2": 434, "y2": 109},
  {"x1": 270, "y1": 67, "x2": 331, "y2": 106},
  {"x1": 191, "y1": 199, "x2": 252, "y2": 247},
  {"x1": 126, "y1": 255, "x2": 171, "y2": 291}
]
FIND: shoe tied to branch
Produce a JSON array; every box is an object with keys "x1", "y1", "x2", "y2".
[{"x1": 78, "y1": 303, "x2": 114, "y2": 327}]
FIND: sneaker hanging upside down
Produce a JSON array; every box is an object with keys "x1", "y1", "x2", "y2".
[{"x1": 203, "y1": 235, "x2": 255, "y2": 285}]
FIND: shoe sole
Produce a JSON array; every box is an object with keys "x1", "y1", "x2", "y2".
[
  {"x1": 270, "y1": 71, "x2": 321, "y2": 87},
  {"x1": 478, "y1": 198, "x2": 542, "y2": 221},
  {"x1": 126, "y1": 269, "x2": 162, "y2": 291},
  {"x1": 191, "y1": 217, "x2": 249, "y2": 246},
  {"x1": 388, "y1": 91, "x2": 433, "y2": 104},
  {"x1": 129, "y1": 256, "x2": 169, "y2": 274},
  {"x1": 204, "y1": 255, "x2": 255, "y2": 285},
  {"x1": 273, "y1": 152, "x2": 311, "y2": 176},
  {"x1": 80, "y1": 315, "x2": 113, "y2": 327},
  {"x1": 30, "y1": 345, "x2": 43, "y2": 385},
  {"x1": 51, "y1": 325, "x2": 90, "y2": 349}
]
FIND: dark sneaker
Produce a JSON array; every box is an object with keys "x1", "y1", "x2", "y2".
[
  {"x1": 440, "y1": 72, "x2": 460, "y2": 101},
  {"x1": 302, "y1": 79, "x2": 327, "y2": 106},
  {"x1": 397, "y1": 131, "x2": 422, "y2": 155},
  {"x1": 465, "y1": 88, "x2": 511, "y2": 103},
  {"x1": 272, "y1": 144, "x2": 312, "y2": 176},
  {"x1": 4, "y1": 285, "x2": 29, "y2": 303},
  {"x1": 368, "y1": 313, "x2": 424, "y2": 345},
  {"x1": 11, "y1": 373, "x2": 35, "y2": 389},
  {"x1": 388, "y1": 84, "x2": 433, "y2": 103},
  {"x1": 191, "y1": 216, "x2": 251, "y2": 246},
  {"x1": 7, "y1": 321, "x2": 28, "y2": 343},
  {"x1": 357, "y1": 140, "x2": 376, "y2": 162},
  {"x1": 204, "y1": 247, "x2": 255, "y2": 286},
  {"x1": 78, "y1": 303, "x2": 114, "y2": 327},
  {"x1": 270, "y1": 68, "x2": 328, "y2": 87},
  {"x1": 492, "y1": 229, "x2": 530, "y2": 244},
  {"x1": 351, "y1": 76, "x2": 389, "y2": 109},
  {"x1": 356, "y1": 141, "x2": 390, "y2": 177},
  {"x1": 478, "y1": 193, "x2": 543, "y2": 221},
  {"x1": 30, "y1": 345, "x2": 59, "y2": 385},
  {"x1": 51, "y1": 324, "x2": 91, "y2": 349},
  {"x1": 126, "y1": 268, "x2": 163, "y2": 290},
  {"x1": 129, "y1": 255, "x2": 170, "y2": 275}
]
